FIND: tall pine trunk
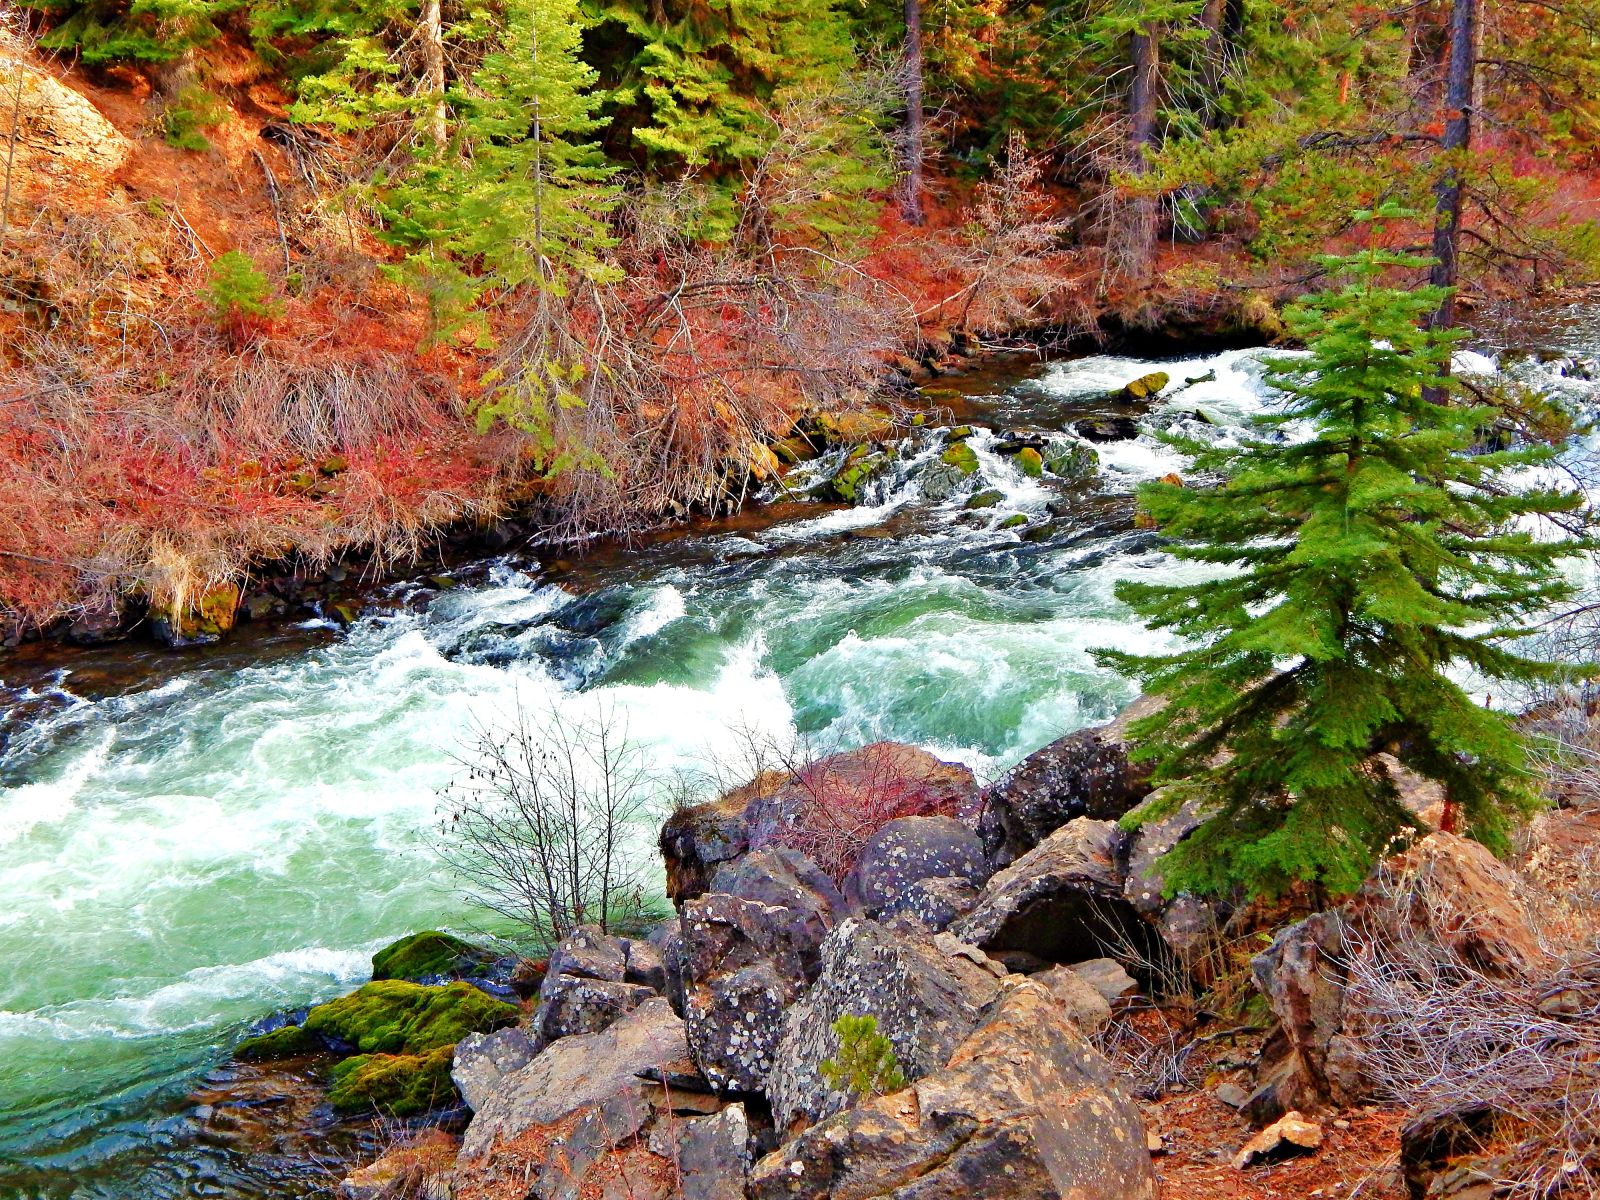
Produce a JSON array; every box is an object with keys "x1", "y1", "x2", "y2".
[
  {"x1": 421, "y1": 0, "x2": 448, "y2": 149},
  {"x1": 902, "y1": 0, "x2": 926, "y2": 225},
  {"x1": 1428, "y1": 0, "x2": 1477, "y2": 330},
  {"x1": 1112, "y1": 26, "x2": 1161, "y2": 282}
]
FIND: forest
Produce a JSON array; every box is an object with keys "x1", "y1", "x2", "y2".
[{"x1": 3, "y1": 0, "x2": 1598, "y2": 636}]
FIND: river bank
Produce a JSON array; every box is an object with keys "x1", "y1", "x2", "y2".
[{"x1": 2, "y1": 319, "x2": 1597, "y2": 1198}]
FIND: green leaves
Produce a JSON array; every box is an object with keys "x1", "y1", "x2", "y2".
[{"x1": 1098, "y1": 213, "x2": 1590, "y2": 900}]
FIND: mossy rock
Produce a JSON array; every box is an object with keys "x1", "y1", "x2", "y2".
[
  {"x1": 810, "y1": 409, "x2": 893, "y2": 447},
  {"x1": 235, "y1": 1024, "x2": 321, "y2": 1062},
  {"x1": 1016, "y1": 447, "x2": 1044, "y2": 478},
  {"x1": 946, "y1": 426, "x2": 974, "y2": 441},
  {"x1": 1045, "y1": 442, "x2": 1100, "y2": 486},
  {"x1": 940, "y1": 443, "x2": 979, "y2": 476},
  {"x1": 826, "y1": 452, "x2": 889, "y2": 503},
  {"x1": 771, "y1": 437, "x2": 818, "y2": 466},
  {"x1": 304, "y1": 980, "x2": 518, "y2": 1056},
  {"x1": 965, "y1": 489, "x2": 1004, "y2": 510},
  {"x1": 997, "y1": 513, "x2": 1029, "y2": 529},
  {"x1": 371, "y1": 931, "x2": 494, "y2": 982},
  {"x1": 327, "y1": 1045, "x2": 456, "y2": 1117},
  {"x1": 1112, "y1": 371, "x2": 1170, "y2": 401}
]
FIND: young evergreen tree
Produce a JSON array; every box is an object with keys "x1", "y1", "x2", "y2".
[
  {"x1": 24, "y1": 0, "x2": 234, "y2": 66},
  {"x1": 1097, "y1": 207, "x2": 1590, "y2": 899},
  {"x1": 376, "y1": 0, "x2": 616, "y2": 331}
]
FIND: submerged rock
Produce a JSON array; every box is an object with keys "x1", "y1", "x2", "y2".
[{"x1": 1073, "y1": 415, "x2": 1141, "y2": 442}]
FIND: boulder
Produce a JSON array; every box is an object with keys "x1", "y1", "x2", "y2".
[
  {"x1": 1123, "y1": 797, "x2": 1223, "y2": 966},
  {"x1": 748, "y1": 979, "x2": 1157, "y2": 1200},
  {"x1": 371, "y1": 930, "x2": 495, "y2": 982},
  {"x1": 533, "y1": 974, "x2": 657, "y2": 1046},
  {"x1": 1248, "y1": 832, "x2": 1547, "y2": 1120},
  {"x1": 841, "y1": 815, "x2": 991, "y2": 915},
  {"x1": 2, "y1": 61, "x2": 132, "y2": 199},
  {"x1": 651, "y1": 1105, "x2": 750, "y2": 1200},
  {"x1": 878, "y1": 874, "x2": 981, "y2": 932},
  {"x1": 1073, "y1": 416, "x2": 1141, "y2": 442},
  {"x1": 981, "y1": 696, "x2": 1160, "y2": 862},
  {"x1": 544, "y1": 926, "x2": 629, "y2": 985},
  {"x1": 660, "y1": 790, "x2": 757, "y2": 906},
  {"x1": 1034, "y1": 965, "x2": 1113, "y2": 1033},
  {"x1": 709, "y1": 847, "x2": 846, "y2": 949},
  {"x1": 1064, "y1": 958, "x2": 1138, "y2": 1006},
  {"x1": 1113, "y1": 371, "x2": 1171, "y2": 401},
  {"x1": 458, "y1": 997, "x2": 690, "y2": 1162},
  {"x1": 1045, "y1": 440, "x2": 1100, "y2": 486},
  {"x1": 1232, "y1": 1110, "x2": 1323, "y2": 1169},
  {"x1": 1399, "y1": 1105, "x2": 1501, "y2": 1200},
  {"x1": 766, "y1": 919, "x2": 1007, "y2": 1130},
  {"x1": 954, "y1": 818, "x2": 1163, "y2": 969},
  {"x1": 625, "y1": 938, "x2": 670, "y2": 993},
  {"x1": 679, "y1": 880, "x2": 840, "y2": 1093},
  {"x1": 452, "y1": 1026, "x2": 538, "y2": 1112}
]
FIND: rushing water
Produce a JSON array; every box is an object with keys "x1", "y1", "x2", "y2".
[{"x1": 2, "y1": 332, "x2": 1597, "y2": 1198}]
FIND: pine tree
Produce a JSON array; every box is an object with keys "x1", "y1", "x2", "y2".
[
  {"x1": 24, "y1": 0, "x2": 236, "y2": 65},
  {"x1": 380, "y1": 0, "x2": 617, "y2": 319},
  {"x1": 1096, "y1": 206, "x2": 1590, "y2": 899}
]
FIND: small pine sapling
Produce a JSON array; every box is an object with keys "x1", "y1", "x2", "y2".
[
  {"x1": 819, "y1": 1014, "x2": 906, "y2": 1101},
  {"x1": 205, "y1": 250, "x2": 281, "y2": 342}
]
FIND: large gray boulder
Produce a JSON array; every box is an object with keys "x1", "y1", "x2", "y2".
[
  {"x1": 452, "y1": 1025, "x2": 538, "y2": 1112},
  {"x1": 954, "y1": 817, "x2": 1163, "y2": 968},
  {"x1": 766, "y1": 918, "x2": 1006, "y2": 1131},
  {"x1": 841, "y1": 815, "x2": 991, "y2": 915},
  {"x1": 748, "y1": 978, "x2": 1158, "y2": 1200},
  {"x1": 980, "y1": 697, "x2": 1159, "y2": 863},
  {"x1": 650, "y1": 1104, "x2": 751, "y2": 1200},
  {"x1": 679, "y1": 863, "x2": 841, "y2": 1093},
  {"x1": 458, "y1": 996, "x2": 691, "y2": 1162},
  {"x1": 532, "y1": 974, "x2": 657, "y2": 1047}
]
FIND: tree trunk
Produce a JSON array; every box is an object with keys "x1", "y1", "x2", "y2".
[
  {"x1": 1428, "y1": 0, "x2": 1476, "y2": 319},
  {"x1": 420, "y1": 0, "x2": 448, "y2": 149},
  {"x1": 1128, "y1": 29, "x2": 1159, "y2": 170},
  {"x1": 901, "y1": 0, "x2": 926, "y2": 225}
]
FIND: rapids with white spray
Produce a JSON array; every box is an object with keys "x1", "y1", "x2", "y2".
[{"x1": 1, "y1": 328, "x2": 1596, "y2": 1197}]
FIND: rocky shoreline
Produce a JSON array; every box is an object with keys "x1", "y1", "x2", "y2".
[{"x1": 193, "y1": 695, "x2": 1592, "y2": 1199}]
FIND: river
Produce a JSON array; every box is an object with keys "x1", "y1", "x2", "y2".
[{"x1": 2, "y1": 326, "x2": 1596, "y2": 1198}]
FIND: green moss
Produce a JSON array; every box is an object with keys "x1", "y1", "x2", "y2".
[
  {"x1": 826, "y1": 452, "x2": 888, "y2": 502},
  {"x1": 940, "y1": 443, "x2": 979, "y2": 476},
  {"x1": 1016, "y1": 447, "x2": 1044, "y2": 478},
  {"x1": 371, "y1": 931, "x2": 492, "y2": 982},
  {"x1": 998, "y1": 513, "x2": 1028, "y2": 529},
  {"x1": 304, "y1": 980, "x2": 517, "y2": 1056},
  {"x1": 235, "y1": 1024, "x2": 320, "y2": 1061},
  {"x1": 327, "y1": 1045, "x2": 456, "y2": 1116},
  {"x1": 965, "y1": 489, "x2": 1003, "y2": 510},
  {"x1": 1114, "y1": 371, "x2": 1170, "y2": 401},
  {"x1": 1046, "y1": 442, "x2": 1099, "y2": 485}
]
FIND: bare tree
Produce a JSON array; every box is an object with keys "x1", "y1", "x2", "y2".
[
  {"x1": 901, "y1": 0, "x2": 926, "y2": 225},
  {"x1": 438, "y1": 702, "x2": 656, "y2": 942}
]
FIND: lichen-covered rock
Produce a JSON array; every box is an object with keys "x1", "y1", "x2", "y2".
[
  {"x1": 545, "y1": 926, "x2": 629, "y2": 985},
  {"x1": 954, "y1": 818, "x2": 1163, "y2": 968},
  {"x1": 767, "y1": 919, "x2": 1006, "y2": 1130},
  {"x1": 982, "y1": 695, "x2": 1161, "y2": 862},
  {"x1": 841, "y1": 815, "x2": 991, "y2": 916},
  {"x1": 651, "y1": 1104, "x2": 750, "y2": 1200},
  {"x1": 748, "y1": 978, "x2": 1158, "y2": 1200},
  {"x1": 304, "y1": 980, "x2": 519, "y2": 1056},
  {"x1": 371, "y1": 930, "x2": 494, "y2": 982},
  {"x1": 878, "y1": 874, "x2": 980, "y2": 932},
  {"x1": 709, "y1": 847, "x2": 846, "y2": 951},
  {"x1": 452, "y1": 1025, "x2": 538, "y2": 1111},
  {"x1": 679, "y1": 880, "x2": 840, "y2": 1093},
  {"x1": 660, "y1": 791, "x2": 755, "y2": 905},
  {"x1": 459, "y1": 997, "x2": 691, "y2": 1162},
  {"x1": 533, "y1": 975, "x2": 657, "y2": 1046}
]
